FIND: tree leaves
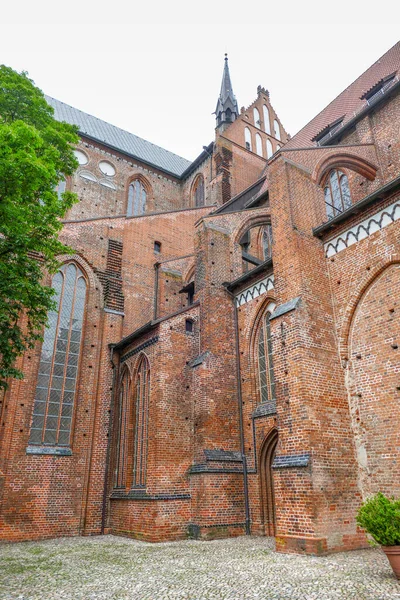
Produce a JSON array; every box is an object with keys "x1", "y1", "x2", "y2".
[{"x1": 0, "y1": 65, "x2": 79, "y2": 389}]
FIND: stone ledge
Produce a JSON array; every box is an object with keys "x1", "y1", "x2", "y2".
[
  {"x1": 26, "y1": 445, "x2": 72, "y2": 456},
  {"x1": 272, "y1": 453, "x2": 310, "y2": 469}
]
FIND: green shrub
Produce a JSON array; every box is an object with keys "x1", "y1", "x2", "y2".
[{"x1": 357, "y1": 492, "x2": 400, "y2": 546}]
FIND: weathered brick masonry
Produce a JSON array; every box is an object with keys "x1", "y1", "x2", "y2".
[{"x1": 0, "y1": 46, "x2": 399, "y2": 553}]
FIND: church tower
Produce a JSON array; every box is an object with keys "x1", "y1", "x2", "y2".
[{"x1": 215, "y1": 54, "x2": 239, "y2": 132}]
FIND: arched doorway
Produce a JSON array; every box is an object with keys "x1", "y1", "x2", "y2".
[{"x1": 259, "y1": 429, "x2": 278, "y2": 536}]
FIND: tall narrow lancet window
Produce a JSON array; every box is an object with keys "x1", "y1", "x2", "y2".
[
  {"x1": 266, "y1": 139, "x2": 273, "y2": 159},
  {"x1": 256, "y1": 133, "x2": 263, "y2": 157},
  {"x1": 253, "y1": 107, "x2": 261, "y2": 128},
  {"x1": 29, "y1": 263, "x2": 87, "y2": 447},
  {"x1": 263, "y1": 105, "x2": 271, "y2": 134},
  {"x1": 273, "y1": 119, "x2": 281, "y2": 141},
  {"x1": 115, "y1": 369, "x2": 130, "y2": 488},
  {"x1": 245, "y1": 127, "x2": 252, "y2": 151},
  {"x1": 262, "y1": 224, "x2": 273, "y2": 260},
  {"x1": 258, "y1": 313, "x2": 276, "y2": 405},
  {"x1": 133, "y1": 355, "x2": 150, "y2": 488},
  {"x1": 324, "y1": 170, "x2": 352, "y2": 219},
  {"x1": 274, "y1": 119, "x2": 281, "y2": 140},
  {"x1": 193, "y1": 174, "x2": 205, "y2": 207},
  {"x1": 127, "y1": 179, "x2": 147, "y2": 216}
]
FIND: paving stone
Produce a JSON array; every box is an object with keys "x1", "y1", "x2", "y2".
[{"x1": 0, "y1": 536, "x2": 399, "y2": 600}]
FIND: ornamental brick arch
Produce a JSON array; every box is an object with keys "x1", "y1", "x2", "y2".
[
  {"x1": 312, "y1": 152, "x2": 378, "y2": 186},
  {"x1": 344, "y1": 261, "x2": 400, "y2": 498},
  {"x1": 233, "y1": 212, "x2": 272, "y2": 247},
  {"x1": 338, "y1": 254, "x2": 400, "y2": 361},
  {"x1": 56, "y1": 253, "x2": 104, "y2": 306},
  {"x1": 125, "y1": 174, "x2": 153, "y2": 215},
  {"x1": 259, "y1": 427, "x2": 279, "y2": 536}
]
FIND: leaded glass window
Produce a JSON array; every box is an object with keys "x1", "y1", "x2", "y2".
[
  {"x1": 133, "y1": 355, "x2": 150, "y2": 488},
  {"x1": 258, "y1": 314, "x2": 275, "y2": 404},
  {"x1": 127, "y1": 179, "x2": 147, "y2": 216},
  {"x1": 193, "y1": 175, "x2": 205, "y2": 207},
  {"x1": 324, "y1": 170, "x2": 352, "y2": 219},
  {"x1": 29, "y1": 263, "x2": 87, "y2": 447},
  {"x1": 115, "y1": 370, "x2": 130, "y2": 488},
  {"x1": 262, "y1": 224, "x2": 273, "y2": 260}
]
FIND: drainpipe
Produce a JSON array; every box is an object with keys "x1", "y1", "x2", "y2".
[
  {"x1": 153, "y1": 262, "x2": 160, "y2": 320},
  {"x1": 101, "y1": 344, "x2": 117, "y2": 534},
  {"x1": 226, "y1": 288, "x2": 251, "y2": 535}
]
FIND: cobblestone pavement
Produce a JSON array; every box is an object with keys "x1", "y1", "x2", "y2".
[{"x1": 1, "y1": 535, "x2": 399, "y2": 600}]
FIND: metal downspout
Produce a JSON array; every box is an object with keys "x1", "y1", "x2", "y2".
[{"x1": 101, "y1": 345, "x2": 117, "y2": 534}]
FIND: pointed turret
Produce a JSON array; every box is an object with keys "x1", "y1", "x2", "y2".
[{"x1": 215, "y1": 54, "x2": 239, "y2": 132}]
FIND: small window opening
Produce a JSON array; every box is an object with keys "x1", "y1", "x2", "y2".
[
  {"x1": 154, "y1": 241, "x2": 161, "y2": 253},
  {"x1": 185, "y1": 319, "x2": 194, "y2": 333}
]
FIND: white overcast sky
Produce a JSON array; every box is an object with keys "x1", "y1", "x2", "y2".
[{"x1": 2, "y1": 1, "x2": 399, "y2": 161}]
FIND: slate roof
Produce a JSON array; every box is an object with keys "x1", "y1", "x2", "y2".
[
  {"x1": 285, "y1": 41, "x2": 400, "y2": 150},
  {"x1": 45, "y1": 96, "x2": 192, "y2": 177}
]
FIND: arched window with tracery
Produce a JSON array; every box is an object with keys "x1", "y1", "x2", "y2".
[
  {"x1": 262, "y1": 224, "x2": 273, "y2": 260},
  {"x1": 115, "y1": 368, "x2": 131, "y2": 488},
  {"x1": 29, "y1": 263, "x2": 87, "y2": 447},
  {"x1": 133, "y1": 354, "x2": 150, "y2": 488},
  {"x1": 245, "y1": 127, "x2": 252, "y2": 151},
  {"x1": 324, "y1": 169, "x2": 352, "y2": 219},
  {"x1": 127, "y1": 179, "x2": 147, "y2": 216},
  {"x1": 258, "y1": 312, "x2": 275, "y2": 405},
  {"x1": 193, "y1": 174, "x2": 205, "y2": 207}
]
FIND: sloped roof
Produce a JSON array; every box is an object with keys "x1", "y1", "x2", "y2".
[
  {"x1": 285, "y1": 41, "x2": 400, "y2": 150},
  {"x1": 45, "y1": 96, "x2": 192, "y2": 177}
]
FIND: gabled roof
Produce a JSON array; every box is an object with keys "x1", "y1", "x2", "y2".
[
  {"x1": 46, "y1": 96, "x2": 192, "y2": 177},
  {"x1": 285, "y1": 41, "x2": 400, "y2": 150}
]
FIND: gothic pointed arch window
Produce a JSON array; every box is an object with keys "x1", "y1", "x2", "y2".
[
  {"x1": 273, "y1": 119, "x2": 281, "y2": 141},
  {"x1": 29, "y1": 263, "x2": 87, "y2": 447},
  {"x1": 245, "y1": 127, "x2": 252, "y2": 152},
  {"x1": 192, "y1": 174, "x2": 205, "y2": 207},
  {"x1": 253, "y1": 107, "x2": 261, "y2": 128},
  {"x1": 263, "y1": 105, "x2": 271, "y2": 134},
  {"x1": 257, "y1": 311, "x2": 275, "y2": 405},
  {"x1": 115, "y1": 368, "x2": 131, "y2": 488},
  {"x1": 256, "y1": 133, "x2": 263, "y2": 157},
  {"x1": 266, "y1": 139, "x2": 273, "y2": 159},
  {"x1": 324, "y1": 169, "x2": 352, "y2": 219},
  {"x1": 133, "y1": 354, "x2": 150, "y2": 487},
  {"x1": 127, "y1": 178, "x2": 147, "y2": 216}
]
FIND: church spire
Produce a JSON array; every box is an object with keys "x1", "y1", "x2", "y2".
[{"x1": 215, "y1": 54, "x2": 239, "y2": 132}]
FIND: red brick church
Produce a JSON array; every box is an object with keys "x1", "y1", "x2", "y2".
[{"x1": 1, "y1": 43, "x2": 399, "y2": 554}]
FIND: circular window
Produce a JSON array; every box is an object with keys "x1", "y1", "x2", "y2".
[
  {"x1": 99, "y1": 161, "x2": 116, "y2": 177},
  {"x1": 74, "y1": 150, "x2": 88, "y2": 165}
]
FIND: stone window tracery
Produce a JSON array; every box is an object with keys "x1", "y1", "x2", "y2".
[
  {"x1": 324, "y1": 169, "x2": 352, "y2": 219},
  {"x1": 127, "y1": 179, "x2": 147, "y2": 216},
  {"x1": 258, "y1": 312, "x2": 275, "y2": 404},
  {"x1": 29, "y1": 263, "x2": 87, "y2": 447}
]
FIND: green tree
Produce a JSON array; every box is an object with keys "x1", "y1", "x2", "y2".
[{"x1": 0, "y1": 65, "x2": 79, "y2": 389}]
